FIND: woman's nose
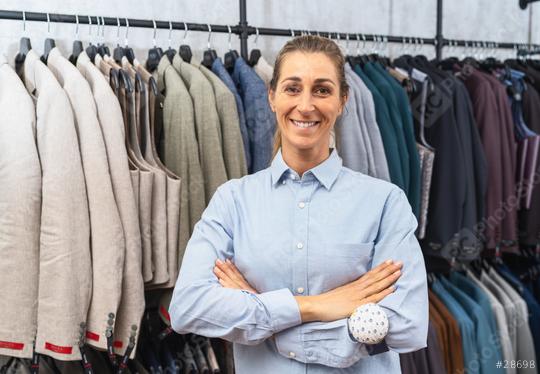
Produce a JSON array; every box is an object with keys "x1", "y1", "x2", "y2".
[{"x1": 296, "y1": 92, "x2": 315, "y2": 113}]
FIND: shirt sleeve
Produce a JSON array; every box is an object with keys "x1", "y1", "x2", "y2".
[
  {"x1": 274, "y1": 319, "x2": 370, "y2": 368},
  {"x1": 169, "y1": 183, "x2": 302, "y2": 345},
  {"x1": 273, "y1": 186, "x2": 427, "y2": 367},
  {"x1": 373, "y1": 187, "x2": 428, "y2": 352}
]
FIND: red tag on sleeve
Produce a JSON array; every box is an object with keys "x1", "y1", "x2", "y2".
[
  {"x1": 0, "y1": 341, "x2": 24, "y2": 350},
  {"x1": 160, "y1": 305, "x2": 171, "y2": 322},
  {"x1": 86, "y1": 331, "x2": 100, "y2": 342},
  {"x1": 113, "y1": 341, "x2": 123, "y2": 348},
  {"x1": 44, "y1": 342, "x2": 73, "y2": 354}
]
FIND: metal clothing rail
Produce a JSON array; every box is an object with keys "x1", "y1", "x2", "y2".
[{"x1": 0, "y1": 0, "x2": 536, "y2": 61}]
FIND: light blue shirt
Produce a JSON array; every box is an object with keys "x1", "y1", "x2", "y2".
[{"x1": 170, "y1": 149, "x2": 428, "y2": 373}]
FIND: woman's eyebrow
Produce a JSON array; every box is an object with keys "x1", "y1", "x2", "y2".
[{"x1": 281, "y1": 76, "x2": 336, "y2": 86}]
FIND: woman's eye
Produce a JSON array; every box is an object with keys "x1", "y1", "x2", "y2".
[
  {"x1": 315, "y1": 87, "x2": 332, "y2": 95},
  {"x1": 284, "y1": 86, "x2": 301, "y2": 94}
]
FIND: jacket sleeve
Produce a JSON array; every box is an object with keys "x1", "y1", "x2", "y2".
[
  {"x1": 273, "y1": 187, "x2": 428, "y2": 367},
  {"x1": 169, "y1": 183, "x2": 302, "y2": 345}
]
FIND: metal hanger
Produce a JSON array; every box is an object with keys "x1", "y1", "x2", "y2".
[
  {"x1": 123, "y1": 18, "x2": 135, "y2": 64},
  {"x1": 85, "y1": 16, "x2": 98, "y2": 63},
  {"x1": 248, "y1": 27, "x2": 262, "y2": 67},
  {"x1": 69, "y1": 14, "x2": 84, "y2": 64},
  {"x1": 113, "y1": 17, "x2": 125, "y2": 63},
  {"x1": 201, "y1": 24, "x2": 217, "y2": 69},
  {"x1": 179, "y1": 22, "x2": 192, "y2": 63},
  {"x1": 41, "y1": 13, "x2": 56, "y2": 64},
  {"x1": 97, "y1": 16, "x2": 111, "y2": 57},
  {"x1": 224, "y1": 25, "x2": 239, "y2": 72},
  {"x1": 146, "y1": 19, "x2": 163, "y2": 72},
  {"x1": 165, "y1": 20, "x2": 176, "y2": 62}
]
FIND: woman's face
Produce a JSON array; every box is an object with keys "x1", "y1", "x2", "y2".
[{"x1": 269, "y1": 51, "x2": 346, "y2": 154}]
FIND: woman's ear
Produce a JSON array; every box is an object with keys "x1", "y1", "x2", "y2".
[
  {"x1": 268, "y1": 88, "x2": 276, "y2": 112},
  {"x1": 338, "y1": 94, "x2": 349, "y2": 115}
]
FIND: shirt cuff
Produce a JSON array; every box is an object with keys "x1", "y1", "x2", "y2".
[{"x1": 256, "y1": 288, "x2": 302, "y2": 332}]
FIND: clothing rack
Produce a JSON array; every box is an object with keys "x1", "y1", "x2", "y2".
[{"x1": 1, "y1": 0, "x2": 538, "y2": 63}]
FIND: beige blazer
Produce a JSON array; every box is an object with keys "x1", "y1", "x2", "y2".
[
  {"x1": 0, "y1": 54, "x2": 40, "y2": 359},
  {"x1": 77, "y1": 51, "x2": 145, "y2": 353},
  {"x1": 155, "y1": 56, "x2": 206, "y2": 266},
  {"x1": 47, "y1": 48, "x2": 125, "y2": 352},
  {"x1": 172, "y1": 54, "x2": 228, "y2": 203},
  {"x1": 253, "y1": 56, "x2": 273, "y2": 87},
  {"x1": 198, "y1": 63, "x2": 247, "y2": 180},
  {"x1": 91, "y1": 54, "x2": 146, "y2": 358},
  {"x1": 23, "y1": 50, "x2": 91, "y2": 361}
]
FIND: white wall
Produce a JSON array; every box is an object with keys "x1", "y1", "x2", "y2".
[{"x1": 0, "y1": 0, "x2": 537, "y2": 65}]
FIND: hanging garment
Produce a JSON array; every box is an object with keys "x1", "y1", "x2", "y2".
[
  {"x1": 465, "y1": 269, "x2": 516, "y2": 371},
  {"x1": 253, "y1": 55, "x2": 273, "y2": 87},
  {"x1": 96, "y1": 54, "x2": 155, "y2": 285},
  {"x1": 197, "y1": 61, "x2": 248, "y2": 179},
  {"x1": 77, "y1": 51, "x2": 144, "y2": 355},
  {"x1": 121, "y1": 57, "x2": 169, "y2": 287},
  {"x1": 373, "y1": 63, "x2": 421, "y2": 217},
  {"x1": 96, "y1": 56, "x2": 146, "y2": 358},
  {"x1": 212, "y1": 58, "x2": 251, "y2": 172},
  {"x1": 428, "y1": 299, "x2": 451, "y2": 373},
  {"x1": 416, "y1": 143, "x2": 434, "y2": 240},
  {"x1": 47, "y1": 47, "x2": 125, "y2": 351},
  {"x1": 23, "y1": 49, "x2": 91, "y2": 361},
  {"x1": 353, "y1": 65, "x2": 406, "y2": 190},
  {"x1": 155, "y1": 56, "x2": 206, "y2": 264},
  {"x1": 428, "y1": 290, "x2": 465, "y2": 374},
  {"x1": 135, "y1": 61, "x2": 182, "y2": 290},
  {"x1": 352, "y1": 66, "x2": 390, "y2": 181},
  {"x1": 0, "y1": 54, "x2": 40, "y2": 359},
  {"x1": 172, "y1": 54, "x2": 228, "y2": 203},
  {"x1": 231, "y1": 57, "x2": 276, "y2": 173},
  {"x1": 335, "y1": 67, "x2": 370, "y2": 175}
]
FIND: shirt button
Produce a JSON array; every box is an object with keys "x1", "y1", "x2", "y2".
[
  {"x1": 289, "y1": 351, "x2": 296, "y2": 358},
  {"x1": 297, "y1": 287, "x2": 305, "y2": 294},
  {"x1": 282, "y1": 180, "x2": 286, "y2": 185},
  {"x1": 296, "y1": 242, "x2": 304, "y2": 249},
  {"x1": 298, "y1": 202, "x2": 306, "y2": 209}
]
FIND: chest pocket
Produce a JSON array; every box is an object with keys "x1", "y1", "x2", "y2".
[{"x1": 309, "y1": 241, "x2": 374, "y2": 292}]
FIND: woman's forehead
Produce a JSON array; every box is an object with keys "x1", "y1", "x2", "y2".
[{"x1": 279, "y1": 52, "x2": 339, "y2": 81}]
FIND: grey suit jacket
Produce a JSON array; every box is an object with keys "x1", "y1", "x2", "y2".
[
  {"x1": 172, "y1": 54, "x2": 228, "y2": 203},
  {"x1": 0, "y1": 54, "x2": 40, "y2": 359},
  {"x1": 335, "y1": 69, "x2": 370, "y2": 174},
  {"x1": 23, "y1": 50, "x2": 91, "y2": 361},
  {"x1": 48, "y1": 48, "x2": 125, "y2": 351},
  {"x1": 466, "y1": 269, "x2": 516, "y2": 372},
  {"x1": 77, "y1": 52, "x2": 145, "y2": 355},
  {"x1": 156, "y1": 56, "x2": 205, "y2": 266},
  {"x1": 198, "y1": 63, "x2": 247, "y2": 180},
  {"x1": 488, "y1": 268, "x2": 537, "y2": 364},
  {"x1": 349, "y1": 65, "x2": 390, "y2": 181}
]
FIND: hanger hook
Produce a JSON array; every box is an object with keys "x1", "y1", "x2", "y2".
[
  {"x1": 227, "y1": 25, "x2": 232, "y2": 50},
  {"x1": 345, "y1": 33, "x2": 350, "y2": 55},
  {"x1": 290, "y1": 29, "x2": 294, "y2": 38},
  {"x1": 22, "y1": 11, "x2": 26, "y2": 34},
  {"x1": 46, "y1": 13, "x2": 51, "y2": 35},
  {"x1": 362, "y1": 34, "x2": 366, "y2": 49},
  {"x1": 356, "y1": 34, "x2": 361, "y2": 55},
  {"x1": 116, "y1": 17, "x2": 121, "y2": 45},
  {"x1": 207, "y1": 24, "x2": 212, "y2": 50},
  {"x1": 101, "y1": 16, "x2": 106, "y2": 40},
  {"x1": 125, "y1": 18, "x2": 129, "y2": 46},
  {"x1": 254, "y1": 27, "x2": 259, "y2": 46},
  {"x1": 183, "y1": 22, "x2": 188, "y2": 41},
  {"x1": 96, "y1": 16, "x2": 101, "y2": 41},
  {"x1": 88, "y1": 15, "x2": 92, "y2": 38},
  {"x1": 152, "y1": 19, "x2": 157, "y2": 48},
  {"x1": 168, "y1": 21, "x2": 173, "y2": 49},
  {"x1": 74, "y1": 14, "x2": 79, "y2": 39}
]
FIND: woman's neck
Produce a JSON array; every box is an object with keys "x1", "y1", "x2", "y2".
[{"x1": 281, "y1": 144, "x2": 330, "y2": 177}]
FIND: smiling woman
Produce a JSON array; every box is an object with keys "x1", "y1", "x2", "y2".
[{"x1": 169, "y1": 35, "x2": 428, "y2": 374}]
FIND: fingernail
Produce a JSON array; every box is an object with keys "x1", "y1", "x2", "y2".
[
  {"x1": 395, "y1": 261, "x2": 403, "y2": 266},
  {"x1": 385, "y1": 259, "x2": 393, "y2": 264},
  {"x1": 395, "y1": 270, "x2": 401, "y2": 275},
  {"x1": 226, "y1": 259, "x2": 232, "y2": 264},
  {"x1": 216, "y1": 259, "x2": 223, "y2": 264}
]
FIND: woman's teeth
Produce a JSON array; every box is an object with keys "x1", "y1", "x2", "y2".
[{"x1": 292, "y1": 120, "x2": 318, "y2": 128}]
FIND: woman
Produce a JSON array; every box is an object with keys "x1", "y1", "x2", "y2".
[{"x1": 169, "y1": 35, "x2": 428, "y2": 373}]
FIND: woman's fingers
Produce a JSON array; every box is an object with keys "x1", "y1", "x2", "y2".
[
  {"x1": 356, "y1": 261, "x2": 402, "y2": 287},
  {"x1": 361, "y1": 285, "x2": 396, "y2": 306},
  {"x1": 360, "y1": 269, "x2": 401, "y2": 299}
]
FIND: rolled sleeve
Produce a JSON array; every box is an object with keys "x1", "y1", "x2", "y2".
[
  {"x1": 257, "y1": 288, "x2": 302, "y2": 331},
  {"x1": 275, "y1": 319, "x2": 368, "y2": 368}
]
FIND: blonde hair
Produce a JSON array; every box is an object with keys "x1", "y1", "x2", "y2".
[{"x1": 269, "y1": 35, "x2": 349, "y2": 158}]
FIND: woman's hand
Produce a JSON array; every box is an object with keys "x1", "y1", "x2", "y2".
[
  {"x1": 213, "y1": 259, "x2": 259, "y2": 294},
  {"x1": 296, "y1": 260, "x2": 402, "y2": 323}
]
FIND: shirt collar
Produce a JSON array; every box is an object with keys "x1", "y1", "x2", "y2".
[{"x1": 270, "y1": 148, "x2": 342, "y2": 190}]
